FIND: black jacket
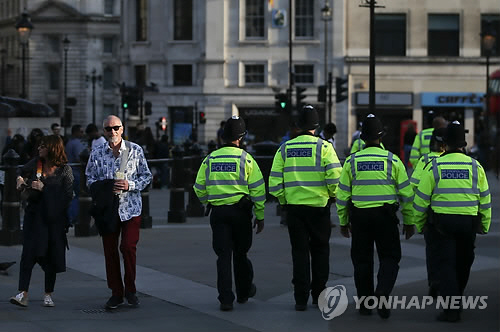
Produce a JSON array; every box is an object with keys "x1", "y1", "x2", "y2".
[{"x1": 89, "y1": 180, "x2": 119, "y2": 235}]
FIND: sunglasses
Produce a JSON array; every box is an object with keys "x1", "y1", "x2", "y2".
[{"x1": 104, "y1": 125, "x2": 122, "y2": 132}]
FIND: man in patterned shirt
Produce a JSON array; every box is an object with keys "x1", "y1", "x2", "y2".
[{"x1": 86, "y1": 115, "x2": 152, "y2": 309}]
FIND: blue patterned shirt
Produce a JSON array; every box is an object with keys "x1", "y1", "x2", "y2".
[{"x1": 86, "y1": 140, "x2": 152, "y2": 222}]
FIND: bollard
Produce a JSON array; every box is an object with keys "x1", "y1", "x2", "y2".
[
  {"x1": 140, "y1": 184, "x2": 152, "y2": 228},
  {"x1": 186, "y1": 144, "x2": 205, "y2": 217},
  {"x1": 0, "y1": 149, "x2": 22, "y2": 245},
  {"x1": 168, "y1": 145, "x2": 186, "y2": 223},
  {"x1": 75, "y1": 149, "x2": 97, "y2": 237}
]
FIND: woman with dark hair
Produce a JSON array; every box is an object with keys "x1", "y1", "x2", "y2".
[{"x1": 9, "y1": 135, "x2": 73, "y2": 308}]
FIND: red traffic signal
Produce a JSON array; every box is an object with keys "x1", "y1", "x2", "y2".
[
  {"x1": 159, "y1": 117, "x2": 167, "y2": 131},
  {"x1": 199, "y1": 111, "x2": 207, "y2": 124}
]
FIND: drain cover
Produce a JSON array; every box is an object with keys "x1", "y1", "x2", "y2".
[{"x1": 81, "y1": 309, "x2": 110, "y2": 314}]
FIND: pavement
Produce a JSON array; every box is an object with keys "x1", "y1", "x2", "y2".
[{"x1": 0, "y1": 172, "x2": 499, "y2": 332}]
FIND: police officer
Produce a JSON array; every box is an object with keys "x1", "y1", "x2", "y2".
[
  {"x1": 413, "y1": 121, "x2": 491, "y2": 322},
  {"x1": 269, "y1": 105, "x2": 342, "y2": 311},
  {"x1": 193, "y1": 116, "x2": 266, "y2": 312},
  {"x1": 410, "y1": 127, "x2": 446, "y2": 298},
  {"x1": 408, "y1": 116, "x2": 447, "y2": 167},
  {"x1": 336, "y1": 114, "x2": 414, "y2": 319}
]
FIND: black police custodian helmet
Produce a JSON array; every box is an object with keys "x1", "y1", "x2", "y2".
[
  {"x1": 443, "y1": 121, "x2": 467, "y2": 148},
  {"x1": 296, "y1": 105, "x2": 319, "y2": 131},
  {"x1": 221, "y1": 115, "x2": 247, "y2": 141},
  {"x1": 360, "y1": 114, "x2": 385, "y2": 141}
]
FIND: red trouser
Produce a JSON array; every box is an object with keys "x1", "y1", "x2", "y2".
[{"x1": 102, "y1": 216, "x2": 141, "y2": 297}]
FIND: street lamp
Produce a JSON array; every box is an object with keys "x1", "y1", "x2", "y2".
[
  {"x1": 321, "y1": 1, "x2": 332, "y2": 122},
  {"x1": 1, "y1": 49, "x2": 6, "y2": 96},
  {"x1": 15, "y1": 10, "x2": 33, "y2": 99},
  {"x1": 62, "y1": 36, "x2": 70, "y2": 128},
  {"x1": 86, "y1": 69, "x2": 102, "y2": 124}
]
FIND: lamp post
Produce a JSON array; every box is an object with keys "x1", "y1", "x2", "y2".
[
  {"x1": 86, "y1": 69, "x2": 102, "y2": 125},
  {"x1": 15, "y1": 10, "x2": 33, "y2": 100},
  {"x1": 481, "y1": 21, "x2": 497, "y2": 174},
  {"x1": 321, "y1": 1, "x2": 332, "y2": 122},
  {"x1": 1, "y1": 49, "x2": 6, "y2": 96},
  {"x1": 62, "y1": 36, "x2": 70, "y2": 128}
]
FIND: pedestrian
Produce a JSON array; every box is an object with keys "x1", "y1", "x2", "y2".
[
  {"x1": 193, "y1": 115, "x2": 265, "y2": 312},
  {"x1": 269, "y1": 105, "x2": 342, "y2": 311},
  {"x1": 85, "y1": 115, "x2": 152, "y2": 309},
  {"x1": 85, "y1": 123, "x2": 107, "y2": 151},
  {"x1": 403, "y1": 123, "x2": 416, "y2": 168},
  {"x1": 410, "y1": 127, "x2": 446, "y2": 298},
  {"x1": 408, "y1": 115, "x2": 447, "y2": 168},
  {"x1": 319, "y1": 122, "x2": 337, "y2": 148},
  {"x1": 50, "y1": 123, "x2": 66, "y2": 144},
  {"x1": 336, "y1": 114, "x2": 414, "y2": 319},
  {"x1": 10, "y1": 135, "x2": 73, "y2": 308},
  {"x1": 350, "y1": 122, "x2": 385, "y2": 154},
  {"x1": 65, "y1": 125, "x2": 87, "y2": 226},
  {"x1": 413, "y1": 121, "x2": 491, "y2": 322},
  {"x1": 216, "y1": 120, "x2": 226, "y2": 148}
]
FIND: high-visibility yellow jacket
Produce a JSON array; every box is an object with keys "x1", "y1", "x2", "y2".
[
  {"x1": 268, "y1": 134, "x2": 342, "y2": 207},
  {"x1": 193, "y1": 146, "x2": 266, "y2": 220},
  {"x1": 336, "y1": 146, "x2": 414, "y2": 226},
  {"x1": 409, "y1": 128, "x2": 434, "y2": 167},
  {"x1": 410, "y1": 151, "x2": 442, "y2": 190},
  {"x1": 350, "y1": 137, "x2": 385, "y2": 154},
  {"x1": 413, "y1": 152, "x2": 491, "y2": 233}
]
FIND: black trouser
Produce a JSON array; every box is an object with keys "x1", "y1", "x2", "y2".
[
  {"x1": 424, "y1": 223, "x2": 440, "y2": 289},
  {"x1": 210, "y1": 204, "x2": 253, "y2": 305},
  {"x1": 350, "y1": 206, "x2": 401, "y2": 298},
  {"x1": 431, "y1": 214, "x2": 476, "y2": 300},
  {"x1": 18, "y1": 252, "x2": 56, "y2": 293},
  {"x1": 286, "y1": 205, "x2": 331, "y2": 305}
]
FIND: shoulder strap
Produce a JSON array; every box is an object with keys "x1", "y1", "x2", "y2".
[{"x1": 119, "y1": 140, "x2": 131, "y2": 173}]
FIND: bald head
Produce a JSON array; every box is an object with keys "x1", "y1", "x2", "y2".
[
  {"x1": 103, "y1": 115, "x2": 122, "y2": 128},
  {"x1": 433, "y1": 116, "x2": 447, "y2": 129}
]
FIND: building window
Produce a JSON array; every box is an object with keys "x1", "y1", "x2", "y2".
[
  {"x1": 295, "y1": 0, "x2": 314, "y2": 38},
  {"x1": 294, "y1": 65, "x2": 314, "y2": 84},
  {"x1": 173, "y1": 65, "x2": 193, "y2": 86},
  {"x1": 104, "y1": 0, "x2": 114, "y2": 15},
  {"x1": 136, "y1": 0, "x2": 148, "y2": 41},
  {"x1": 103, "y1": 37, "x2": 114, "y2": 54},
  {"x1": 428, "y1": 14, "x2": 459, "y2": 56},
  {"x1": 244, "y1": 64, "x2": 265, "y2": 84},
  {"x1": 375, "y1": 14, "x2": 406, "y2": 56},
  {"x1": 481, "y1": 14, "x2": 500, "y2": 56},
  {"x1": 47, "y1": 35, "x2": 60, "y2": 53},
  {"x1": 103, "y1": 67, "x2": 114, "y2": 90},
  {"x1": 103, "y1": 104, "x2": 115, "y2": 117},
  {"x1": 174, "y1": 0, "x2": 192, "y2": 40},
  {"x1": 48, "y1": 65, "x2": 60, "y2": 90},
  {"x1": 135, "y1": 65, "x2": 146, "y2": 87},
  {"x1": 245, "y1": 0, "x2": 265, "y2": 38}
]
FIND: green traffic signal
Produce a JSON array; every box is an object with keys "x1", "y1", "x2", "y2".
[
  {"x1": 123, "y1": 102, "x2": 128, "y2": 109},
  {"x1": 280, "y1": 101, "x2": 287, "y2": 109}
]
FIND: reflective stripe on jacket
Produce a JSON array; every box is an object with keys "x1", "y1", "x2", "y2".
[
  {"x1": 193, "y1": 146, "x2": 266, "y2": 220},
  {"x1": 350, "y1": 138, "x2": 385, "y2": 155},
  {"x1": 268, "y1": 135, "x2": 342, "y2": 207},
  {"x1": 410, "y1": 151, "x2": 442, "y2": 190},
  {"x1": 413, "y1": 152, "x2": 491, "y2": 233},
  {"x1": 336, "y1": 146, "x2": 414, "y2": 226},
  {"x1": 409, "y1": 128, "x2": 433, "y2": 167}
]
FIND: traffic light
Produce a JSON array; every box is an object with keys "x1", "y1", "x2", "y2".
[
  {"x1": 121, "y1": 91, "x2": 130, "y2": 111},
  {"x1": 335, "y1": 77, "x2": 348, "y2": 103},
  {"x1": 199, "y1": 111, "x2": 207, "y2": 124},
  {"x1": 296, "y1": 86, "x2": 307, "y2": 110},
  {"x1": 159, "y1": 117, "x2": 167, "y2": 131},
  {"x1": 318, "y1": 85, "x2": 326, "y2": 102},
  {"x1": 274, "y1": 93, "x2": 288, "y2": 111},
  {"x1": 145, "y1": 101, "x2": 152, "y2": 115}
]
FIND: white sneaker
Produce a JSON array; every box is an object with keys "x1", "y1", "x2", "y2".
[
  {"x1": 43, "y1": 294, "x2": 54, "y2": 307},
  {"x1": 10, "y1": 292, "x2": 28, "y2": 307}
]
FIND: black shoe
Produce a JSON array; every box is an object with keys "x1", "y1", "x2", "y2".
[
  {"x1": 359, "y1": 307, "x2": 372, "y2": 316},
  {"x1": 295, "y1": 304, "x2": 307, "y2": 311},
  {"x1": 377, "y1": 307, "x2": 391, "y2": 319},
  {"x1": 125, "y1": 292, "x2": 140, "y2": 307},
  {"x1": 220, "y1": 303, "x2": 233, "y2": 311},
  {"x1": 237, "y1": 284, "x2": 257, "y2": 304},
  {"x1": 436, "y1": 311, "x2": 460, "y2": 322},
  {"x1": 105, "y1": 296, "x2": 124, "y2": 309}
]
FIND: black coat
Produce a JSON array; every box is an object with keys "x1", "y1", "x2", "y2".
[
  {"x1": 20, "y1": 159, "x2": 73, "y2": 273},
  {"x1": 89, "y1": 180, "x2": 119, "y2": 235}
]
